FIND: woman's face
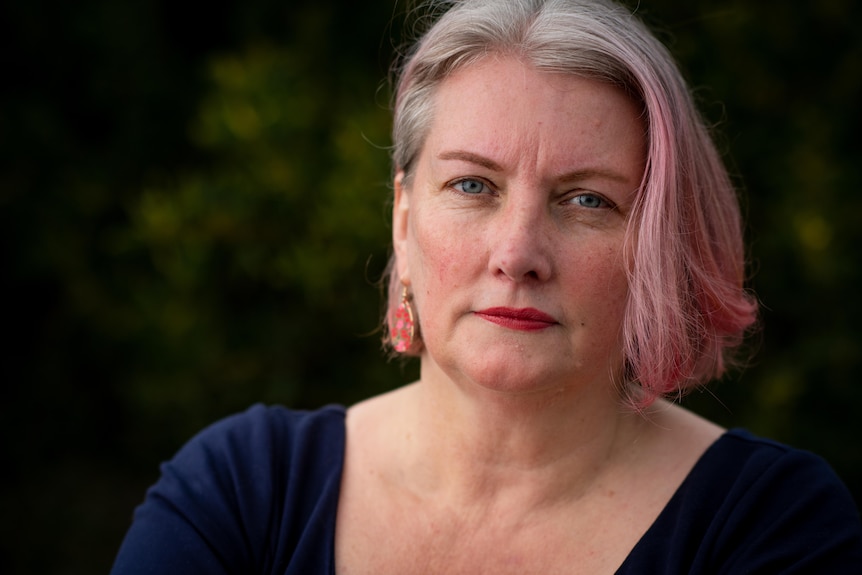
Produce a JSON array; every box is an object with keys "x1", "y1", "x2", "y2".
[{"x1": 393, "y1": 56, "x2": 646, "y2": 396}]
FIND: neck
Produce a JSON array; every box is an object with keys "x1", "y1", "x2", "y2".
[{"x1": 395, "y1": 358, "x2": 648, "y2": 510}]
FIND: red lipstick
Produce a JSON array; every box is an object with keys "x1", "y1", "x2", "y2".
[{"x1": 474, "y1": 307, "x2": 557, "y2": 331}]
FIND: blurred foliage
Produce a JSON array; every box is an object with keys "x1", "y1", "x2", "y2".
[{"x1": 1, "y1": 0, "x2": 860, "y2": 573}]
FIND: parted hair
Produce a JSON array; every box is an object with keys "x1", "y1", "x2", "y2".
[{"x1": 384, "y1": 0, "x2": 758, "y2": 407}]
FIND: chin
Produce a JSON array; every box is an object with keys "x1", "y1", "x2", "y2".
[{"x1": 455, "y1": 357, "x2": 581, "y2": 397}]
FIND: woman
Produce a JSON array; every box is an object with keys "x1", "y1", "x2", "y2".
[{"x1": 111, "y1": 0, "x2": 862, "y2": 573}]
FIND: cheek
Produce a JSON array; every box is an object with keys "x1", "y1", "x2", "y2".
[
  {"x1": 565, "y1": 243, "x2": 629, "y2": 321},
  {"x1": 596, "y1": 252, "x2": 629, "y2": 301},
  {"x1": 408, "y1": 211, "x2": 477, "y2": 294}
]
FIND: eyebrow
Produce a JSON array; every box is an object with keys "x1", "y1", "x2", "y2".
[
  {"x1": 436, "y1": 149, "x2": 633, "y2": 185},
  {"x1": 437, "y1": 150, "x2": 503, "y2": 172}
]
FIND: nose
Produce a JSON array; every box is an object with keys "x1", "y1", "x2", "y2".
[{"x1": 488, "y1": 197, "x2": 553, "y2": 283}]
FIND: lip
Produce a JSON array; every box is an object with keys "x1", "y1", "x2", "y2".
[{"x1": 474, "y1": 307, "x2": 558, "y2": 331}]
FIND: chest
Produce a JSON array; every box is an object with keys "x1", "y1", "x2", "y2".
[{"x1": 333, "y1": 479, "x2": 654, "y2": 575}]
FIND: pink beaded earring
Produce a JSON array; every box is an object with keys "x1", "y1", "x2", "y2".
[{"x1": 391, "y1": 287, "x2": 415, "y2": 353}]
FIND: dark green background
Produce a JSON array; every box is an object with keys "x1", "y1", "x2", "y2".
[{"x1": 2, "y1": 1, "x2": 860, "y2": 572}]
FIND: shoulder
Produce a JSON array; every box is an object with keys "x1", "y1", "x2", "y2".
[
  {"x1": 161, "y1": 402, "x2": 348, "y2": 522},
  {"x1": 712, "y1": 430, "x2": 862, "y2": 571},
  {"x1": 178, "y1": 403, "x2": 347, "y2": 465},
  {"x1": 622, "y1": 428, "x2": 862, "y2": 573},
  {"x1": 703, "y1": 429, "x2": 858, "y2": 509},
  {"x1": 196, "y1": 402, "x2": 347, "y2": 442},
  {"x1": 111, "y1": 404, "x2": 347, "y2": 575},
  {"x1": 163, "y1": 403, "x2": 347, "y2": 495}
]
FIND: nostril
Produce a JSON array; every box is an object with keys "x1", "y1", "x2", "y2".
[
  {"x1": 489, "y1": 213, "x2": 553, "y2": 283},
  {"x1": 493, "y1": 256, "x2": 547, "y2": 283}
]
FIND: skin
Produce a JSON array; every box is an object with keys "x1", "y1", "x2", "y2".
[
  {"x1": 396, "y1": 55, "x2": 638, "y2": 401},
  {"x1": 335, "y1": 56, "x2": 723, "y2": 575}
]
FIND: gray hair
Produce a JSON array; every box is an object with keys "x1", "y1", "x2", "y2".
[
  {"x1": 385, "y1": 0, "x2": 757, "y2": 408},
  {"x1": 392, "y1": 0, "x2": 669, "y2": 179}
]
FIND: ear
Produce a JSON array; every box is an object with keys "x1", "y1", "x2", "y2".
[{"x1": 392, "y1": 170, "x2": 411, "y2": 285}]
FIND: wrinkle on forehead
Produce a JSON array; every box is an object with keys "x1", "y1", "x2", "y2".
[{"x1": 427, "y1": 56, "x2": 645, "y2": 190}]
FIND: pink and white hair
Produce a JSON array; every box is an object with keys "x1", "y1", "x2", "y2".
[{"x1": 384, "y1": 0, "x2": 758, "y2": 407}]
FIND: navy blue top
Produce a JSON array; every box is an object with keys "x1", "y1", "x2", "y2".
[{"x1": 111, "y1": 404, "x2": 862, "y2": 574}]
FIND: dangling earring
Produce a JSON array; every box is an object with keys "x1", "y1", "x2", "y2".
[{"x1": 391, "y1": 287, "x2": 415, "y2": 353}]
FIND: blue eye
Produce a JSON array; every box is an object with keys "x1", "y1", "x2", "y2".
[
  {"x1": 570, "y1": 193, "x2": 609, "y2": 209},
  {"x1": 453, "y1": 178, "x2": 488, "y2": 195}
]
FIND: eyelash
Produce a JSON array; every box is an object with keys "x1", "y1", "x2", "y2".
[
  {"x1": 448, "y1": 178, "x2": 616, "y2": 210},
  {"x1": 566, "y1": 193, "x2": 614, "y2": 210},
  {"x1": 450, "y1": 177, "x2": 493, "y2": 196}
]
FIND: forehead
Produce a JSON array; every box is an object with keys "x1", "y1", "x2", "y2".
[{"x1": 423, "y1": 56, "x2": 646, "y2": 181}]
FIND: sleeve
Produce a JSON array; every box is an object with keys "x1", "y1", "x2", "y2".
[
  {"x1": 109, "y1": 404, "x2": 291, "y2": 575},
  {"x1": 713, "y1": 447, "x2": 862, "y2": 574}
]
